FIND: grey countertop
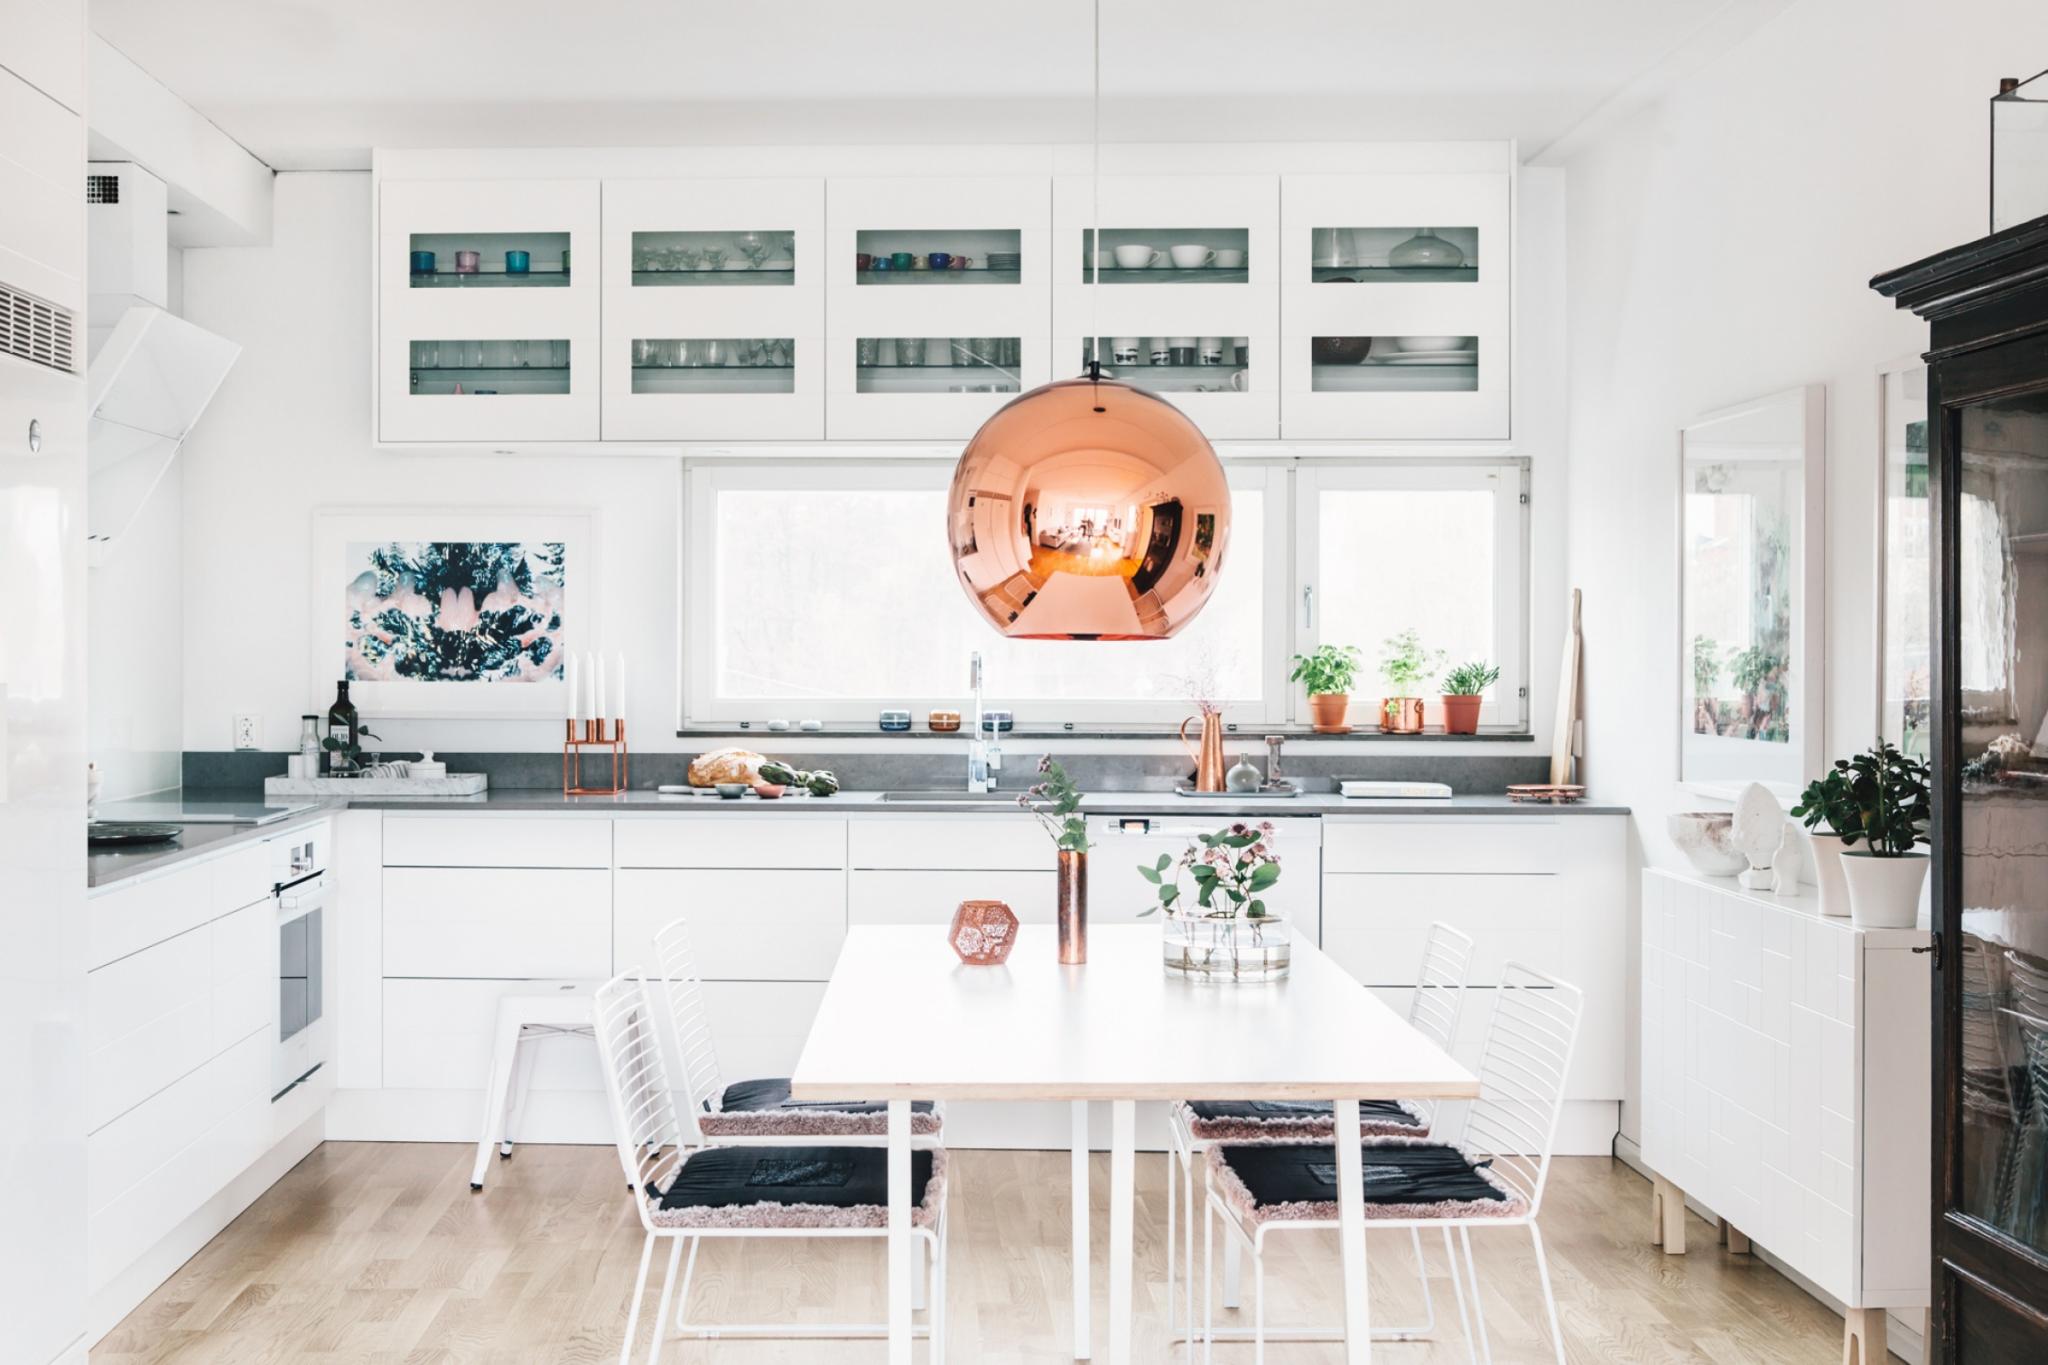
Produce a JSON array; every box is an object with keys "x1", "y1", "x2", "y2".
[{"x1": 87, "y1": 787, "x2": 1628, "y2": 888}]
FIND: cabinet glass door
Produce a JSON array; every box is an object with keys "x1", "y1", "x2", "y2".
[
  {"x1": 408, "y1": 231, "x2": 572, "y2": 287},
  {"x1": 1078, "y1": 228, "x2": 1251, "y2": 284},
  {"x1": 409, "y1": 338, "x2": 571, "y2": 395},
  {"x1": 1307, "y1": 226, "x2": 1479, "y2": 282},
  {"x1": 632, "y1": 230, "x2": 795, "y2": 286}
]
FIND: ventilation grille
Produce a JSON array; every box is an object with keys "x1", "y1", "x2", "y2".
[
  {"x1": 0, "y1": 285, "x2": 77, "y2": 374},
  {"x1": 86, "y1": 173, "x2": 120, "y2": 204}
]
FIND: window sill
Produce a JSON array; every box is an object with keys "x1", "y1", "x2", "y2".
[{"x1": 677, "y1": 724, "x2": 1535, "y2": 742}]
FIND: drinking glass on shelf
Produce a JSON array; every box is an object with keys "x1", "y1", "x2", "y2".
[
  {"x1": 899, "y1": 337, "x2": 926, "y2": 367},
  {"x1": 857, "y1": 337, "x2": 878, "y2": 367},
  {"x1": 466, "y1": 339, "x2": 488, "y2": 368},
  {"x1": 634, "y1": 339, "x2": 657, "y2": 368},
  {"x1": 411, "y1": 340, "x2": 434, "y2": 368},
  {"x1": 736, "y1": 233, "x2": 768, "y2": 268},
  {"x1": 770, "y1": 339, "x2": 791, "y2": 367},
  {"x1": 951, "y1": 337, "x2": 975, "y2": 367},
  {"x1": 671, "y1": 340, "x2": 692, "y2": 368},
  {"x1": 552, "y1": 340, "x2": 570, "y2": 368},
  {"x1": 701, "y1": 247, "x2": 727, "y2": 272},
  {"x1": 674, "y1": 247, "x2": 701, "y2": 273},
  {"x1": 703, "y1": 339, "x2": 725, "y2": 368}
]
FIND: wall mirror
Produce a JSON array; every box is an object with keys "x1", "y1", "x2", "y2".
[{"x1": 1678, "y1": 384, "x2": 1826, "y2": 794}]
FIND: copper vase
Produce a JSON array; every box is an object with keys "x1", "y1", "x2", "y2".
[
  {"x1": 1057, "y1": 850, "x2": 1088, "y2": 964},
  {"x1": 1180, "y1": 710, "x2": 1227, "y2": 792}
]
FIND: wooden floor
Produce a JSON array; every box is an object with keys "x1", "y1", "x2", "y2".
[{"x1": 96, "y1": 1143, "x2": 1865, "y2": 1364}]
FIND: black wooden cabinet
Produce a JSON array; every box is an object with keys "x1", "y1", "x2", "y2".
[{"x1": 1876, "y1": 217, "x2": 2048, "y2": 1362}]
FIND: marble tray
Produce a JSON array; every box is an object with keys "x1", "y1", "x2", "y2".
[{"x1": 264, "y1": 773, "x2": 487, "y2": 797}]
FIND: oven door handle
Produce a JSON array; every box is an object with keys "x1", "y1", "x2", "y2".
[{"x1": 277, "y1": 873, "x2": 331, "y2": 922}]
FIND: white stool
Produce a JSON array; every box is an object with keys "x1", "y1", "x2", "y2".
[{"x1": 472, "y1": 985, "x2": 634, "y2": 1191}]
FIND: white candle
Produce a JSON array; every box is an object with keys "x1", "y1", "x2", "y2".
[
  {"x1": 594, "y1": 653, "x2": 608, "y2": 724},
  {"x1": 614, "y1": 651, "x2": 627, "y2": 724},
  {"x1": 565, "y1": 652, "x2": 579, "y2": 723}
]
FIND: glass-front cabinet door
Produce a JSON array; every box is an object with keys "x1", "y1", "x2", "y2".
[
  {"x1": 377, "y1": 178, "x2": 600, "y2": 442},
  {"x1": 1052, "y1": 175, "x2": 1279, "y2": 439},
  {"x1": 600, "y1": 178, "x2": 824, "y2": 441},
  {"x1": 1280, "y1": 172, "x2": 1509, "y2": 439},
  {"x1": 825, "y1": 176, "x2": 1050, "y2": 440}
]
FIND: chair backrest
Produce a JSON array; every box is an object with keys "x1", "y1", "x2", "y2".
[
  {"x1": 592, "y1": 971, "x2": 685, "y2": 1229},
  {"x1": 1460, "y1": 960, "x2": 1583, "y2": 1217},
  {"x1": 1405, "y1": 922, "x2": 1476, "y2": 1129},
  {"x1": 653, "y1": 914, "x2": 726, "y2": 1136}
]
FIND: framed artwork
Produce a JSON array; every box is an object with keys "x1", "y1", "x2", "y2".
[
  {"x1": 1678, "y1": 385, "x2": 1826, "y2": 794},
  {"x1": 310, "y1": 508, "x2": 598, "y2": 718},
  {"x1": 1876, "y1": 356, "x2": 1931, "y2": 756}
]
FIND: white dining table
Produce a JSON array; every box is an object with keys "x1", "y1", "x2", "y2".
[{"x1": 790, "y1": 924, "x2": 1479, "y2": 1365}]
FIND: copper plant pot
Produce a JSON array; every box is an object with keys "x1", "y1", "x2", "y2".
[
  {"x1": 1307, "y1": 693, "x2": 1351, "y2": 734},
  {"x1": 1441, "y1": 695, "x2": 1483, "y2": 735},
  {"x1": 1379, "y1": 697, "x2": 1425, "y2": 734},
  {"x1": 1057, "y1": 851, "x2": 1088, "y2": 964}
]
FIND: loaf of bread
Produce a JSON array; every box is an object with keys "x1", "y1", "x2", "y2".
[{"x1": 687, "y1": 747, "x2": 765, "y2": 787}]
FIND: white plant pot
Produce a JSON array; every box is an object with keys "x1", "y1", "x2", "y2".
[
  {"x1": 1840, "y1": 850, "x2": 1929, "y2": 929},
  {"x1": 1804, "y1": 831, "x2": 1853, "y2": 917}
]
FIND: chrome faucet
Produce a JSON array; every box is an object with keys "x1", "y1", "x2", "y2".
[{"x1": 967, "y1": 651, "x2": 1000, "y2": 792}]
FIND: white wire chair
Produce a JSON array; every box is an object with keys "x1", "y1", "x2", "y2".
[
  {"x1": 1166, "y1": 920, "x2": 1477, "y2": 1348},
  {"x1": 1202, "y1": 959, "x2": 1584, "y2": 1365},
  {"x1": 593, "y1": 971, "x2": 949, "y2": 1364}
]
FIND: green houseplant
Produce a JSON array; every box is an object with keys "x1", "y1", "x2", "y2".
[
  {"x1": 1378, "y1": 629, "x2": 1443, "y2": 734},
  {"x1": 1439, "y1": 660, "x2": 1499, "y2": 736},
  {"x1": 1832, "y1": 741, "x2": 1932, "y2": 928},
  {"x1": 1289, "y1": 644, "x2": 1362, "y2": 733},
  {"x1": 1139, "y1": 821, "x2": 1291, "y2": 981}
]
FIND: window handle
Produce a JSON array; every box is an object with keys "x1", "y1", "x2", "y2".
[{"x1": 1302, "y1": 584, "x2": 1314, "y2": 629}]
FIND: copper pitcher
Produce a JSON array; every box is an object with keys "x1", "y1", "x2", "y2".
[{"x1": 1180, "y1": 709, "x2": 1227, "y2": 792}]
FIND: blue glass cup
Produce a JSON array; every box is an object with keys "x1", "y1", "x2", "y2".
[
  {"x1": 873, "y1": 256, "x2": 894, "y2": 271},
  {"x1": 410, "y1": 249, "x2": 436, "y2": 275},
  {"x1": 928, "y1": 252, "x2": 952, "y2": 271},
  {"x1": 505, "y1": 250, "x2": 531, "y2": 275}
]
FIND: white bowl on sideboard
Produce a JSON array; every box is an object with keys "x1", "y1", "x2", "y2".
[{"x1": 1667, "y1": 811, "x2": 1747, "y2": 877}]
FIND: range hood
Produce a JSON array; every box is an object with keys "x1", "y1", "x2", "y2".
[{"x1": 86, "y1": 162, "x2": 239, "y2": 564}]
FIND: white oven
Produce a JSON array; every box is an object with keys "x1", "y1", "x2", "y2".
[{"x1": 270, "y1": 823, "x2": 331, "y2": 1099}]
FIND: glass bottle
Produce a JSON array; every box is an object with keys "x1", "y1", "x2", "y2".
[
  {"x1": 299, "y1": 715, "x2": 322, "y2": 776},
  {"x1": 326, "y1": 681, "x2": 359, "y2": 774}
]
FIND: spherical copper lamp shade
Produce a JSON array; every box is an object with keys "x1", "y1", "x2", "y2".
[{"x1": 947, "y1": 376, "x2": 1231, "y2": 640}]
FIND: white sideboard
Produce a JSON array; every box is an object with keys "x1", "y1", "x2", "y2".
[{"x1": 1640, "y1": 867, "x2": 1929, "y2": 1364}]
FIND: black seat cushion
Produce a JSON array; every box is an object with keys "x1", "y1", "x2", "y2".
[
  {"x1": 1177, "y1": 1098, "x2": 1426, "y2": 1141},
  {"x1": 652, "y1": 1145, "x2": 944, "y2": 1229},
  {"x1": 1207, "y1": 1139, "x2": 1529, "y2": 1226},
  {"x1": 698, "y1": 1078, "x2": 943, "y2": 1137}
]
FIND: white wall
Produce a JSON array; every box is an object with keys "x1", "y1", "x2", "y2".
[{"x1": 1560, "y1": 0, "x2": 2048, "y2": 1143}]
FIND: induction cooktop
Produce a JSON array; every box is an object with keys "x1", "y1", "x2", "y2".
[{"x1": 92, "y1": 797, "x2": 316, "y2": 826}]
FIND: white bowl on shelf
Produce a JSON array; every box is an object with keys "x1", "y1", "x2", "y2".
[
  {"x1": 1667, "y1": 812, "x2": 1748, "y2": 877},
  {"x1": 1391, "y1": 335, "x2": 1474, "y2": 353}
]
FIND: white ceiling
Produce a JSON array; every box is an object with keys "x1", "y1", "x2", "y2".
[{"x1": 93, "y1": 0, "x2": 1748, "y2": 171}]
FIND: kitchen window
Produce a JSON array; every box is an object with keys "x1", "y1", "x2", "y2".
[{"x1": 681, "y1": 456, "x2": 1527, "y2": 732}]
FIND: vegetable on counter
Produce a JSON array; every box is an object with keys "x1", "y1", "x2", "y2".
[{"x1": 757, "y1": 759, "x2": 841, "y2": 797}]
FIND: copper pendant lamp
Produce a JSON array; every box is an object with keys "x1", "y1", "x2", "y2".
[{"x1": 943, "y1": 1, "x2": 1230, "y2": 642}]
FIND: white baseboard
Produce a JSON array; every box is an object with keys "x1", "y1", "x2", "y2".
[
  {"x1": 1616, "y1": 1140, "x2": 1926, "y2": 1365},
  {"x1": 44, "y1": 1337, "x2": 87, "y2": 1365},
  {"x1": 88, "y1": 1112, "x2": 325, "y2": 1344}
]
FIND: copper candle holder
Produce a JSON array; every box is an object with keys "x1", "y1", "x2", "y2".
[{"x1": 563, "y1": 718, "x2": 629, "y2": 796}]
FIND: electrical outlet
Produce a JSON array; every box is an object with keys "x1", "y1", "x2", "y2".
[{"x1": 232, "y1": 714, "x2": 261, "y2": 750}]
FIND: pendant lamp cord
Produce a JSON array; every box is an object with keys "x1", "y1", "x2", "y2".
[{"x1": 1086, "y1": 0, "x2": 1103, "y2": 384}]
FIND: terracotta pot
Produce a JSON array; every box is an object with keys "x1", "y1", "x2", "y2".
[
  {"x1": 1307, "y1": 693, "x2": 1351, "y2": 733},
  {"x1": 1379, "y1": 697, "x2": 1424, "y2": 734},
  {"x1": 1841, "y1": 850, "x2": 1928, "y2": 929},
  {"x1": 1441, "y1": 694, "x2": 1483, "y2": 735}
]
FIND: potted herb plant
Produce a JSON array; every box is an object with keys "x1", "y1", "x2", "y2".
[
  {"x1": 1439, "y1": 660, "x2": 1499, "y2": 736},
  {"x1": 1138, "y1": 821, "x2": 1290, "y2": 981},
  {"x1": 1832, "y1": 741, "x2": 1932, "y2": 928},
  {"x1": 1377, "y1": 629, "x2": 1443, "y2": 734},
  {"x1": 1789, "y1": 762, "x2": 1863, "y2": 917},
  {"x1": 1020, "y1": 757, "x2": 1091, "y2": 963},
  {"x1": 1289, "y1": 644, "x2": 1362, "y2": 733}
]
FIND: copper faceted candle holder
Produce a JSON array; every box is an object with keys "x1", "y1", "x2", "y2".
[
  {"x1": 563, "y1": 718, "x2": 629, "y2": 796},
  {"x1": 948, "y1": 900, "x2": 1019, "y2": 965}
]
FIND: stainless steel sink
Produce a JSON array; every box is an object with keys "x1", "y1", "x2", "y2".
[{"x1": 878, "y1": 790, "x2": 1019, "y2": 802}]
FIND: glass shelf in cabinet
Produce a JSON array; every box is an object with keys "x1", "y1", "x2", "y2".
[
  {"x1": 1080, "y1": 266, "x2": 1251, "y2": 285},
  {"x1": 409, "y1": 270, "x2": 572, "y2": 288},
  {"x1": 632, "y1": 268, "x2": 796, "y2": 286},
  {"x1": 410, "y1": 364, "x2": 572, "y2": 375},
  {"x1": 1311, "y1": 265, "x2": 1478, "y2": 283},
  {"x1": 857, "y1": 267, "x2": 1022, "y2": 285}
]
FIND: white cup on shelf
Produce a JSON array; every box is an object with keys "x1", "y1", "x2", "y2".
[
  {"x1": 1169, "y1": 245, "x2": 1217, "y2": 269},
  {"x1": 1113, "y1": 244, "x2": 1161, "y2": 270}
]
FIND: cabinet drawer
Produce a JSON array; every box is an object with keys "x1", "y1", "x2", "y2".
[
  {"x1": 1322, "y1": 817, "x2": 1566, "y2": 875},
  {"x1": 89, "y1": 862, "x2": 212, "y2": 970},
  {"x1": 1321, "y1": 871, "x2": 1561, "y2": 985},
  {"x1": 382, "y1": 814, "x2": 611, "y2": 868},
  {"x1": 381, "y1": 978, "x2": 606, "y2": 1092},
  {"x1": 615, "y1": 868, "x2": 845, "y2": 981},
  {"x1": 849, "y1": 816, "x2": 1048, "y2": 870},
  {"x1": 615, "y1": 816, "x2": 845, "y2": 870},
  {"x1": 383, "y1": 867, "x2": 611, "y2": 977},
  {"x1": 210, "y1": 842, "x2": 274, "y2": 914},
  {"x1": 849, "y1": 869, "x2": 1056, "y2": 925},
  {"x1": 86, "y1": 926, "x2": 213, "y2": 1132}
]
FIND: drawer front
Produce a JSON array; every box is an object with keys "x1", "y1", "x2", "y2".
[
  {"x1": 615, "y1": 816, "x2": 846, "y2": 870},
  {"x1": 381, "y1": 978, "x2": 605, "y2": 1092},
  {"x1": 1321, "y1": 871, "x2": 1562, "y2": 986},
  {"x1": 849, "y1": 815, "x2": 1048, "y2": 870},
  {"x1": 211, "y1": 900, "x2": 275, "y2": 1052},
  {"x1": 702, "y1": 981, "x2": 828, "y2": 1082},
  {"x1": 614, "y1": 868, "x2": 845, "y2": 981},
  {"x1": 90, "y1": 862, "x2": 213, "y2": 970},
  {"x1": 848, "y1": 868, "x2": 1056, "y2": 925},
  {"x1": 383, "y1": 867, "x2": 611, "y2": 978},
  {"x1": 210, "y1": 842, "x2": 274, "y2": 915},
  {"x1": 382, "y1": 814, "x2": 611, "y2": 868},
  {"x1": 1322, "y1": 817, "x2": 1566, "y2": 875},
  {"x1": 86, "y1": 925, "x2": 215, "y2": 1133}
]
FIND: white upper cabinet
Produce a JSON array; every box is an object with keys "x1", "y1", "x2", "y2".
[
  {"x1": 1279, "y1": 172, "x2": 1510, "y2": 440},
  {"x1": 601, "y1": 178, "x2": 825, "y2": 441},
  {"x1": 377, "y1": 178, "x2": 601, "y2": 443},
  {"x1": 1052, "y1": 174, "x2": 1280, "y2": 439},
  {"x1": 824, "y1": 175, "x2": 1052, "y2": 440}
]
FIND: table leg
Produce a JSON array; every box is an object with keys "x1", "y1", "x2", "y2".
[
  {"x1": 1109, "y1": 1099, "x2": 1135, "y2": 1365},
  {"x1": 1071, "y1": 1100, "x2": 1091, "y2": 1360},
  {"x1": 1333, "y1": 1098, "x2": 1373, "y2": 1364},
  {"x1": 888, "y1": 1099, "x2": 912, "y2": 1365}
]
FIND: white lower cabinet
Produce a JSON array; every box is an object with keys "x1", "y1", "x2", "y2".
[
  {"x1": 849, "y1": 869, "x2": 1057, "y2": 925},
  {"x1": 382, "y1": 978, "x2": 607, "y2": 1092},
  {"x1": 383, "y1": 867, "x2": 611, "y2": 978},
  {"x1": 615, "y1": 867, "x2": 845, "y2": 980}
]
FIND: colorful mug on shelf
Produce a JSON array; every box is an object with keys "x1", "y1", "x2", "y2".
[
  {"x1": 409, "y1": 250, "x2": 436, "y2": 275},
  {"x1": 890, "y1": 251, "x2": 915, "y2": 270},
  {"x1": 928, "y1": 252, "x2": 952, "y2": 270},
  {"x1": 856, "y1": 252, "x2": 873, "y2": 270},
  {"x1": 912, "y1": 255, "x2": 931, "y2": 270},
  {"x1": 454, "y1": 250, "x2": 480, "y2": 274},
  {"x1": 505, "y1": 250, "x2": 531, "y2": 275},
  {"x1": 1111, "y1": 337, "x2": 1140, "y2": 365},
  {"x1": 949, "y1": 256, "x2": 971, "y2": 270}
]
